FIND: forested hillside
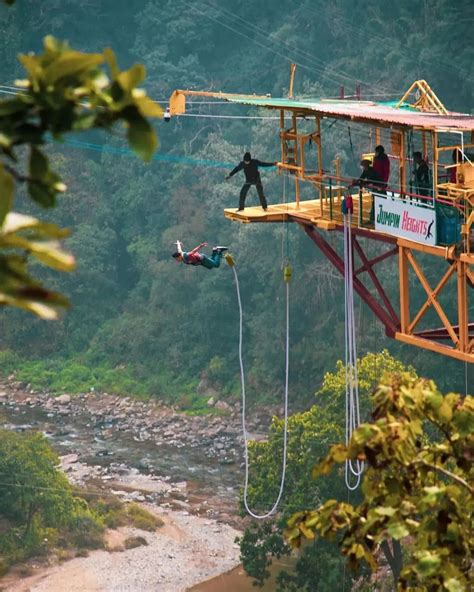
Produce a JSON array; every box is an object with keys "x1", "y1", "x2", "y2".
[{"x1": 0, "y1": 0, "x2": 472, "y2": 405}]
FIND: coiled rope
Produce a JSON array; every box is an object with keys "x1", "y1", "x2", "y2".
[{"x1": 343, "y1": 212, "x2": 364, "y2": 490}]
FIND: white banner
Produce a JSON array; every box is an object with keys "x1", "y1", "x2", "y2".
[{"x1": 374, "y1": 194, "x2": 437, "y2": 246}]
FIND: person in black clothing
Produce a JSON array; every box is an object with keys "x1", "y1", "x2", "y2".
[
  {"x1": 226, "y1": 152, "x2": 276, "y2": 211},
  {"x1": 413, "y1": 151, "x2": 431, "y2": 197},
  {"x1": 354, "y1": 159, "x2": 385, "y2": 190},
  {"x1": 350, "y1": 159, "x2": 385, "y2": 224}
]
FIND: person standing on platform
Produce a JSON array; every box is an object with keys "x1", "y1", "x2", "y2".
[
  {"x1": 226, "y1": 152, "x2": 276, "y2": 212},
  {"x1": 350, "y1": 159, "x2": 385, "y2": 224},
  {"x1": 413, "y1": 152, "x2": 431, "y2": 197},
  {"x1": 373, "y1": 144, "x2": 390, "y2": 190}
]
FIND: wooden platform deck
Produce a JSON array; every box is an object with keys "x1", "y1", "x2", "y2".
[
  {"x1": 224, "y1": 193, "x2": 472, "y2": 262},
  {"x1": 224, "y1": 192, "x2": 373, "y2": 229}
]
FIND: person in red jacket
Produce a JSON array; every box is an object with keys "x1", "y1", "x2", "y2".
[
  {"x1": 172, "y1": 241, "x2": 228, "y2": 269},
  {"x1": 450, "y1": 148, "x2": 462, "y2": 183},
  {"x1": 372, "y1": 145, "x2": 390, "y2": 190}
]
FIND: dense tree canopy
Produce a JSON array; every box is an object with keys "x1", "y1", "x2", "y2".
[
  {"x1": 0, "y1": 0, "x2": 471, "y2": 402},
  {"x1": 238, "y1": 351, "x2": 416, "y2": 590},
  {"x1": 286, "y1": 374, "x2": 473, "y2": 591}
]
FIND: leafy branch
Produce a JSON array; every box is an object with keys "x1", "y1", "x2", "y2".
[{"x1": 0, "y1": 35, "x2": 162, "y2": 318}]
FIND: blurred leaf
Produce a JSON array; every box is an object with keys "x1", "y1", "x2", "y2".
[
  {"x1": 127, "y1": 115, "x2": 157, "y2": 161},
  {"x1": 103, "y1": 47, "x2": 119, "y2": 78},
  {"x1": 387, "y1": 522, "x2": 409, "y2": 539},
  {"x1": 1, "y1": 212, "x2": 69, "y2": 238},
  {"x1": 117, "y1": 64, "x2": 145, "y2": 91},
  {"x1": 134, "y1": 94, "x2": 163, "y2": 118},
  {"x1": 0, "y1": 164, "x2": 14, "y2": 225},
  {"x1": 43, "y1": 51, "x2": 104, "y2": 84},
  {"x1": 415, "y1": 551, "x2": 441, "y2": 576}
]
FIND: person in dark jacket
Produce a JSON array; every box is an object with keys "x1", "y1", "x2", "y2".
[
  {"x1": 226, "y1": 152, "x2": 276, "y2": 211},
  {"x1": 172, "y1": 241, "x2": 228, "y2": 270},
  {"x1": 413, "y1": 152, "x2": 431, "y2": 197},
  {"x1": 350, "y1": 159, "x2": 385, "y2": 224},
  {"x1": 372, "y1": 145, "x2": 390, "y2": 189},
  {"x1": 356, "y1": 159, "x2": 385, "y2": 190}
]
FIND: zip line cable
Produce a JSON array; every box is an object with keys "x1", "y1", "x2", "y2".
[
  {"x1": 197, "y1": 0, "x2": 394, "y2": 93},
  {"x1": 189, "y1": 4, "x2": 351, "y2": 91},
  {"x1": 62, "y1": 138, "x2": 235, "y2": 168},
  {"x1": 229, "y1": 257, "x2": 290, "y2": 519}
]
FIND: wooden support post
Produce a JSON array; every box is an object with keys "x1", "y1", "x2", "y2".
[
  {"x1": 334, "y1": 157, "x2": 342, "y2": 200},
  {"x1": 329, "y1": 177, "x2": 333, "y2": 220},
  {"x1": 292, "y1": 112, "x2": 300, "y2": 208},
  {"x1": 432, "y1": 131, "x2": 438, "y2": 201},
  {"x1": 280, "y1": 109, "x2": 286, "y2": 165},
  {"x1": 288, "y1": 63, "x2": 296, "y2": 99},
  {"x1": 316, "y1": 117, "x2": 323, "y2": 175},
  {"x1": 457, "y1": 261, "x2": 468, "y2": 352},
  {"x1": 400, "y1": 130, "x2": 406, "y2": 195},
  {"x1": 375, "y1": 127, "x2": 381, "y2": 147},
  {"x1": 399, "y1": 246, "x2": 410, "y2": 333},
  {"x1": 422, "y1": 131, "x2": 427, "y2": 159}
]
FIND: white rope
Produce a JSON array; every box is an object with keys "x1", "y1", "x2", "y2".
[
  {"x1": 230, "y1": 262, "x2": 289, "y2": 519},
  {"x1": 343, "y1": 213, "x2": 364, "y2": 490}
]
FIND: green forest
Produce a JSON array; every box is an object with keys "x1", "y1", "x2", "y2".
[
  {"x1": 0, "y1": 1, "x2": 473, "y2": 590},
  {"x1": 0, "y1": 0, "x2": 472, "y2": 406}
]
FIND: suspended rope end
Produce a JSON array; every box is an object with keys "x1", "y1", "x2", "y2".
[{"x1": 225, "y1": 253, "x2": 235, "y2": 267}]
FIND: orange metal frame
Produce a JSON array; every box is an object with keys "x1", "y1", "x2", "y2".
[{"x1": 170, "y1": 81, "x2": 474, "y2": 363}]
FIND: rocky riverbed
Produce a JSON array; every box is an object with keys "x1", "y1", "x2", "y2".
[
  {"x1": 0, "y1": 378, "x2": 280, "y2": 590},
  {"x1": 1, "y1": 383, "x2": 242, "y2": 520}
]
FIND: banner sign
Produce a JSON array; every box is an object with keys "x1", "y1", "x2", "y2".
[{"x1": 374, "y1": 195, "x2": 437, "y2": 246}]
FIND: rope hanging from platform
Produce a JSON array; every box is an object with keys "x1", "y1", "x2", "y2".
[
  {"x1": 228, "y1": 257, "x2": 290, "y2": 519},
  {"x1": 343, "y1": 212, "x2": 364, "y2": 490}
]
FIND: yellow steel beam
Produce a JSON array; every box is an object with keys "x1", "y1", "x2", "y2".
[
  {"x1": 396, "y1": 333, "x2": 473, "y2": 363},
  {"x1": 399, "y1": 246, "x2": 410, "y2": 333},
  {"x1": 457, "y1": 261, "x2": 469, "y2": 351},
  {"x1": 406, "y1": 250, "x2": 459, "y2": 345},
  {"x1": 407, "y1": 262, "x2": 456, "y2": 334}
]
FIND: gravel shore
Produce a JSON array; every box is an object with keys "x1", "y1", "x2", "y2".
[{"x1": 4, "y1": 507, "x2": 241, "y2": 592}]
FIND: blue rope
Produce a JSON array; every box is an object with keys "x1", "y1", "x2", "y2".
[{"x1": 61, "y1": 138, "x2": 235, "y2": 169}]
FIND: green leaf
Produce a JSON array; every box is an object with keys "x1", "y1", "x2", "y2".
[
  {"x1": 117, "y1": 64, "x2": 146, "y2": 91},
  {"x1": 0, "y1": 164, "x2": 14, "y2": 225},
  {"x1": 103, "y1": 47, "x2": 119, "y2": 78},
  {"x1": 2, "y1": 235, "x2": 75, "y2": 272},
  {"x1": 43, "y1": 51, "x2": 104, "y2": 84},
  {"x1": 422, "y1": 485, "x2": 444, "y2": 504},
  {"x1": 438, "y1": 401, "x2": 453, "y2": 423},
  {"x1": 374, "y1": 506, "x2": 397, "y2": 517},
  {"x1": 415, "y1": 551, "x2": 442, "y2": 576},
  {"x1": 30, "y1": 146, "x2": 48, "y2": 179},
  {"x1": 452, "y1": 407, "x2": 474, "y2": 437},
  {"x1": 444, "y1": 578, "x2": 465, "y2": 592},
  {"x1": 127, "y1": 115, "x2": 157, "y2": 161},
  {"x1": 299, "y1": 523, "x2": 315, "y2": 540},
  {"x1": 27, "y1": 181, "x2": 56, "y2": 208},
  {"x1": 134, "y1": 94, "x2": 163, "y2": 118},
  {"x1": 1, "y1": 212, "x2": 68, "y2": 238},
  {"x1": 387, "y1": 522, "x2": 409, "y2": 539},
  {"x1": 0, "y1": 98, "x2": 29, "y2": 116}
]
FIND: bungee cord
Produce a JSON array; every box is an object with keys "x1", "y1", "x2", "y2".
[
  {"x1": 229, "y1": 259, "x2": 290, "y2": 519},
  {"x1": 343, "y1": 211, "x2": 364, "y2": 490}
]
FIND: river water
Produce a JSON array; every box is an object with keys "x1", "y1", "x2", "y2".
[
  {"x1": 3, "y1": 401, "x2": 299, "y2": 590},
  {"x1": 3, "y1": 403, "x2": 241, "y2": 513}
]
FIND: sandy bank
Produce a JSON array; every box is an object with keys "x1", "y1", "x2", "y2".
[{"x1": 3, "y1": 507, "x2": 241, "y2": 592}]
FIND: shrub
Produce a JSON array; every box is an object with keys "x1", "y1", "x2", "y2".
[
  {"x1": 123, "y1": 536, "x2": 148, "y2": 550},
  {"x1": 126, "y1": 504, "x2": 163, "y2": 532}
]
